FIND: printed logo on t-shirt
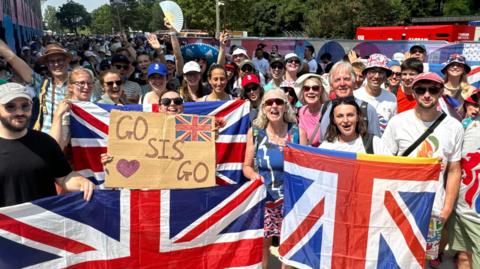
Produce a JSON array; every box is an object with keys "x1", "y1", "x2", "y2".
[
  {"x1": 416, "y1": 135, "x2": 439, "y2": 158},
  {"x1": 378, "y1": 114, "x2": 388, "y2": 133},
  {"x1": 461, "y1": 151, "x2": 480, "y2": 214}
]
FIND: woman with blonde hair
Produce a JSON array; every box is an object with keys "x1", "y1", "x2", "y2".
[
  {"x1": 294, "y1": 73, "x2": 330, "y2": 147},
  {"x1": 179, "y1": 61, "x2": 210, "y2": 102},
  {"x1": 50, "y1": 67, "x2": 94, "y2": 151},
  {"x1": 441, "y1": 54, "x2": 476, "y2": 118},
  {"x1": 243, "y1": 89, "x2": 306, "y2": 269}
]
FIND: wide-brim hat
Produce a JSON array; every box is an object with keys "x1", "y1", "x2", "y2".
[
  {"x1": 362, "y1": 53, "x2": 392, "y2": 77},
  {"x1": 441, "y1": 53, "x2": 471, "y2": 74},
  {"x1": 37, "y1": 43, "x2": 72, "y2": 64},
  {"x1": 294, "y1": 73, "x2": 330, "y2": 101}
]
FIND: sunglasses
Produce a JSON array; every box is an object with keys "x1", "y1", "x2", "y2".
[
  {"x1": 367, "y1": 68, "x2": 386, "y2": 75},
  {"x1": 241, "y1": 66, "x2": 254, "y2": 72},
  {"x1": 413, "y1": 86, "x2": 442, "y2": 95},
  {"x1": 286, "y1": 59, "x2": 300, "y2": 64},
  {"x1": 70, "y1": 60, "x2": 79, "y2": 65},
  {"x1": 411, "y1": 49, "x2": 425, "y2": 54},
  {"x1": 391, "y1": 72, "x2": 401, "y2": 77},
  {"x1": 264, "y1": 98, "x2": 285, "y2": 106},
  {"x1": 303, "y1": 85, "x2": 321, "y2": 92},
  {"x1": 105, "y1": 80, "x2": 123, "y2": 86},
  {"x1": 114, "y1": 64, "x2": 129, "y2": 70},
  {"x1": 160, "y1": 97, "x2": 183, "y2": 106},
  {"x1": 271, "y1": 63, "x2": 284, "y2": 70},
  {"x1": 244, "y1": 85, "x2": 259, "y2": 93},
  {"x1": 3, "y1": 102, "x2": 32, "y2": 113},
  {"x1": 282, "y1": 87, "x2": 296, "y2": 98}
]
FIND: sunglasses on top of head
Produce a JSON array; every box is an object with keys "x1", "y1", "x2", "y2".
[
  {"x1": 160, "y1": 97, "x2": 183, "y2": 106},
  {"x1": 413, "y1": 86, "x2": 442, "y2": 95}
]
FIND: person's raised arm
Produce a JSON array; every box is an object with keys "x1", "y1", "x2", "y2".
[
  {"x1": 0, "y1": 39, "x2": 33, "y2": 83},
  {"x1": 146, "y1": 33, "x2": 166, "y2": 63},
  {"x1": 216, "y1": 30, "x2": 230, "y2": 65},
  {"x1": 49, "y1": 100, "x2": 71, "y2": 150},
  {"x1": 165, "y1": 19, "x2": 184, "y2": 76}
]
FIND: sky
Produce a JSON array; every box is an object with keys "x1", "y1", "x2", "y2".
[{"x1": 41, "y1": 0, "x2": 110, "y2": 14}]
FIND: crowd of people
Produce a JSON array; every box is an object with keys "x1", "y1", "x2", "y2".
[{"x1": 0, "y1": 22, "x2": 479, "y2": 269}]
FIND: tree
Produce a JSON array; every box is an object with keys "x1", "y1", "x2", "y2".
[
  {"x1": 43, "y1": 5, "x2": 62, "y2": 33},
  {"x1": 90, "y1": 4, "x2": 113, "y2": 34},
  {"x1": 443, "y1": 0, "x2": 472, "y2": 16},
  {"x1": 55, "y1": 1, "x2": 91, "y2": 34}
]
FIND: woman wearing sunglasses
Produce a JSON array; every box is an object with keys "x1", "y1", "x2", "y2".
[
  {"x1": 240, "y1": 74, "x2": 264, "y2": 122},
  {"x1": 159, "y1": 90, "x2": 184, "y2": 114},
  {"x1": 295, "y1": 73, "x2": 330, "y2": 147},
  {"x1": 284, "y1": 53, "x2": 301, "y2": 82},
  {"x1": 97, "y1": 71, "x2": 125, "y2": 105},
  {"x1": 243, "y1": 89, "x2": 306, "y2": 268},
  {"x1": 280, "y1": 80, "x2": 298, "y2": 110},
  {"x1": 320, "y1": 96, "x2": 390, "y2": 154}
]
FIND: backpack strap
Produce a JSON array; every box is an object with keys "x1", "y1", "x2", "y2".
[
  {"x1": 360, "y1": 101, "x2": 369, "y2": 129},
  {"x1": 361, "y1": 133, "x2": 374, "y2": 154},
  {"x1": 318, "y1": 100, "x2": 331, "y2": 124},
  {"x1": 33, "y1": 78, "x2": 49, "y2": 131},
  {"x1": 252, "y1": 127, "x2": 261, "y2": 172}
]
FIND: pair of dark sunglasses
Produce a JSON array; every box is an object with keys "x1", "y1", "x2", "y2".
[
  {"x1": 105, "y1": 80, "x2": 123, "y2": 86},
  {"x1": 303, "y1": 85, "x2": 321, "y2": 92},
  {"x1": 244, "y1": 85, "x2": 259, "y2": 93},
  {"x1": 241, "y1": 65, "x2": 254, "y2": 72},
  {"x1": 286, "y1": 59, "x2": 300, "y2": 64},
  {"x1": 413, "y1": 86, "x2": 442, "y2": 95},
  {"x1": 391, "y1": 72, "x2": 401, "y2": 77},
  {"x1": 282, "y1": 87, "x2": 297, "y2": 98},
  {"x1": 270, "y1": 63, "x2": 284, "y2": 70},
  {"x1": 264, "y1": 98, "x2": 285, "y2": 106},
  {"x1": 114, "y1": 64, "x2": 129, "y2": 70},
  {"x1": 3, "y1": 102, "x2": 32, "y2": 113},
  {"x1": 160, "y1": 97, "x2": 183, "y2": 106}
]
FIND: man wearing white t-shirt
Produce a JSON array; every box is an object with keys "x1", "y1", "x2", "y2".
[
  {"x1": 354, "y1": 54, "x2": 397, "y2": 133},
  {"x1": 382, "y1": 72, "x2": 463, "y2": 260}
]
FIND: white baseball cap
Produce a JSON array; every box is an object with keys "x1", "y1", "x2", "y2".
[
  {"x1": 0, "y1": 83, "x2": 32, "y2": 104},
  {"x1": 183, "y1": 61, "x2": 201, "y2": 74},
  {"x1": 232, "y1": 48, "x2": 248, "y2": 58},
  {"x1": 165, "y1": 54, "x2": 175, "y2": 62}
]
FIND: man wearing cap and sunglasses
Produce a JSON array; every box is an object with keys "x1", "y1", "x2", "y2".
[
  {"x1": 382, "y1": 72, "x2": 463, "y2": 262},
  {"x1": 0, "y1": 83, "x2": 95, "y2": 207}
]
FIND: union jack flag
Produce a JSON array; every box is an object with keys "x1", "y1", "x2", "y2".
[
  {"x1": 175, "y1": 114, "x2": 213, "y2": 142},
  {"x1": 0, "y1": 181, "x2": 266, "y2": 268},
  {"x1": 279, "y1": 144, "x2": 440, "y2": 269},
  {"x1": 70, "y1": 100, "x2": 250, "y2": 186}
]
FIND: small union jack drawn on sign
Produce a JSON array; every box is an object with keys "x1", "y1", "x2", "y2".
[{"x1": 175, "y1": 115, "x2": 213, "y2": 142}]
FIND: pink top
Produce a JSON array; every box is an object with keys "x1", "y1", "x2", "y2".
[{"x1": 298, "y1": 105, "x2": 322, "y2": 147}]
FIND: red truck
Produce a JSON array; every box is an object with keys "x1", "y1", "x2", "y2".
[{"x1": 356, "y1": 25, "x2": 476, "y2": 42}]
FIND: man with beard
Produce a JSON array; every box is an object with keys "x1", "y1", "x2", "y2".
[
  {"x1": 353, "y1": 54, "x2": 397, "y2": 133},
  {"x1": 382, "y1": 72, "x2": 463, "y2": 262},
  {"x1": 0, "y1": 83, "x2": 95, "y2": 207}
]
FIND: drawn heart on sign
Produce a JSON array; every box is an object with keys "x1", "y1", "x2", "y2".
[{"x1": 116, "y1": 159, "x2": 140, "y2": 178}]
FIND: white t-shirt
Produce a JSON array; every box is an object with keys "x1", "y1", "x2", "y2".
[
  {"x1": 354, "y1": 86, "x2": 397, "y2": 133},
  {"x1": 319, "y1": 136, "x2": 391, "y2": 155},
  {"x1": 303, "y1": 58, "x2": 318, "y2": 73},
  {"x1": 381, "y1": 109, "x2": 464, "y2": 216},
  {"x1": 252, "y1": 57, "x2": 269, "y2": 76},
  {"x1": 456, "y1": 118, "x2": 480, "y2": 223}
]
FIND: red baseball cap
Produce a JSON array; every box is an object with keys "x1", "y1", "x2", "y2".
[
  {"x1": 465, "y1": 89, "x2": 480, "y2": 104},
  {"x1": 241, "y1": 74, "x2": 260, "y2": 88},
  {"x1": 412, "y1": 72, "x2": 443, "y2": 87}
]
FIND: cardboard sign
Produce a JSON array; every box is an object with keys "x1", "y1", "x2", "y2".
[{"x1": 105, "y1": 110, "x2": 216, "y2": 189}]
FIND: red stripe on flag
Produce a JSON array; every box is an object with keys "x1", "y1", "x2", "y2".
[
  {"x1": 71, "y1": 104, "x2": 109, "y2": 135},
  {"x1": 216, "y1": 142, "x2": 246, "y2": 163},
  {"x1": 278, "y1": 198, "x2": 325, "y2": 257},
  {"x1": 0, "y1": 213, "x2": 96, "y2": 254},
  {"x1": 174, "y1": 180, "x2": 263, "y2": 243},
  {"x1": 384, "y1": 191, "x2": 425, "y2": 267},
  {"x1": 71, "y1": 146, "x2": 107, "y2": 172},
  {"x1": 468, "y1": 66, "x2": 480, "y2": 76},
  {"x1": 215, "y1": 99, "x2": 246, "y2": 118}
]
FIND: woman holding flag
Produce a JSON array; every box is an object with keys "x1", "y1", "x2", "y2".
[{"x1": 243, "y1": 89, "x2": 306, "y2": 268}]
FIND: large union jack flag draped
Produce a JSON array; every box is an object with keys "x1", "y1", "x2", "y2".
[
  {"x1": 69, "y1": 100, "x2": 250, "y2": 186},
  {"x1": 279, "y1": 144, "x2": 441, "y2": 269},
  {"x1": 0, "y1": 180, "x2": 266, "y2": 268}
]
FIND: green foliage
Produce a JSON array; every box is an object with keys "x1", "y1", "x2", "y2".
[
  {"x1": 443, "y1": 0, "x2": 472, "y2": 16},
  {"x1": 43, "y1": 5, "x2": 62, "y2": 33},
  {"x1": 90, "y1": 5, "x2": 114, "y2": 35},
  {"x1": 55, "y1": 1, "x2": 91, "y2": 34}
]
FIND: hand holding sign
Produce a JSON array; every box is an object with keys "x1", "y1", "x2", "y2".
[{"x1": 105, "y1": 111, "x2": 216, "y2": 189}]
